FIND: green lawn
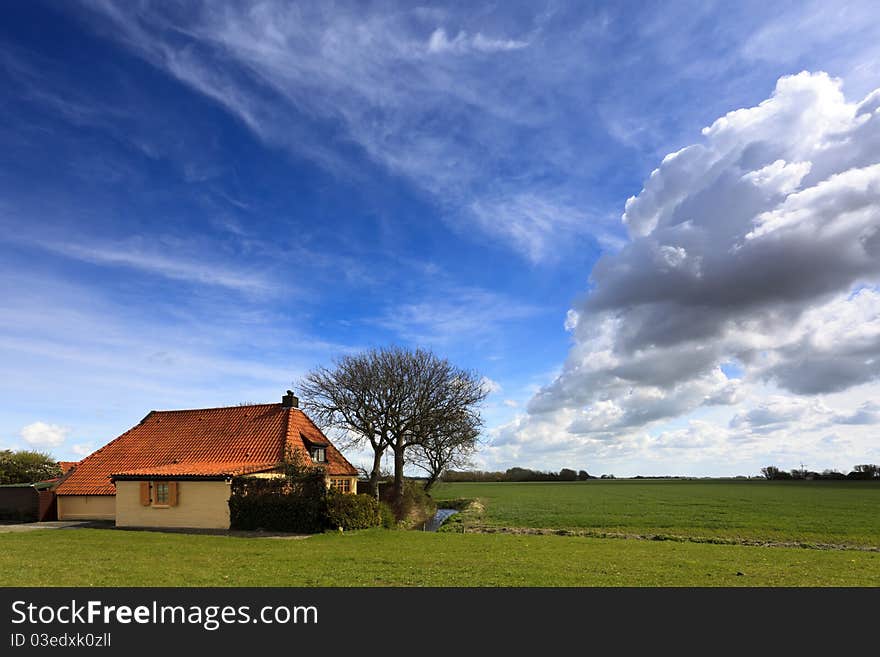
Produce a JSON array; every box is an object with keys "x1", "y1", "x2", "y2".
[
  {"x1": 433, "y1": 479, "x2": 880, "y2": 547},
  {"x1": 3, "y1": 479, "x2": 877, "y2": 587},
  {"x1": 2, "y1": 528, "x2": 879, "y2": 586}
]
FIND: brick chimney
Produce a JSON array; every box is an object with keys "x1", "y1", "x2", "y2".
[{"x1": 282, "y1": 389, "x2": 299, "y2": 408}]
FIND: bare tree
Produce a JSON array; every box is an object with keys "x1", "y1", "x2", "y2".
[
  {"x1": 410, "y1": 410, "x2": 480, "y2": 491},
  {"x1": 299, "y1": 346, "x2": 487, "y2": 501}
]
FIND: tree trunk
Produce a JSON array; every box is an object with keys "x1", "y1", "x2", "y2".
[
  {"x1": 393, "y1": 445, "x2": 405, "y2": 502},
  {"x1": 368, "y1": 449, "x2": 383, "y2": 497},
  {"x1": 423, "y1": 471, "x2": 438, "y2": 492}
]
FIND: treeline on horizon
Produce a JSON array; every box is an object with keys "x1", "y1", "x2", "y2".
[
  {"x1": 441, "y1": 463, "x2": 880, "y2": 483},
  {"x1": 760, "y1": 464, "x2": 880, "y2": 481},
  {"x1": 443, "y1": 467, "x2": 598, "y2": 482}
]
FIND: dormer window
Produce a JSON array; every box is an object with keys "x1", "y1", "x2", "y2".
[{"x1": 311, "y1": 447, "x2": 326, "y2": 463}]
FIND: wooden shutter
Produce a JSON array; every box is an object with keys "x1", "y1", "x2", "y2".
[
  {"x1": 139, "y1": 482, "x2": 151, "y2": 506},
  {"x1": 168, "y1": 482, "x2": 179, "y2": 507}
]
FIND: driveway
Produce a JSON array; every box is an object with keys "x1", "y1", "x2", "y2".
[{"x1": 0, "y1": 520, "x2": 114, "y2": 533}]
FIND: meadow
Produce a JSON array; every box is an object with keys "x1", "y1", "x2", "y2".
[
  {"x1": 2, "y1": 479, "x2": 879, "y2": 586},
  {"x1": 433, "y1": 479, "x2": 880, "y2": 547},
  {"x1": 1, "y1": 527, "x2": 879, "y2": 587}
]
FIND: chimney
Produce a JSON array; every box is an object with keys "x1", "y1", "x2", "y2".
[{"x1": 282, "y1": 389, "x2": 299, "y2": 408}]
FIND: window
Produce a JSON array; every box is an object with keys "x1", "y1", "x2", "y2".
[
  {"x1": 311, "y1": 447, "x2": 326, "y2": 463},
  {"x1": 154, "y1": 482, "x2": 169, "y2": 505},
  {"x1": 330, "y1": 478, "x2": 351, "y2": 493}
]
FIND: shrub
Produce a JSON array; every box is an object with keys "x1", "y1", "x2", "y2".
[
  {"x1": 229, "y1": 492, "x2": 326, "y2": 533},
  {"x1": 230, "y1": 448, "x2": 331, "y2": 533},
  {"x1": 378, "y1": 502, "x2": 396, "y2": 529},
  {"x1": 325, "y1": 492, "x2": 380, "y2": 530}
]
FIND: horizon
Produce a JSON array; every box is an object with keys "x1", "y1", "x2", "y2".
[{"x1": 2, "y1": 1, "x2": 880, "y2": 478}]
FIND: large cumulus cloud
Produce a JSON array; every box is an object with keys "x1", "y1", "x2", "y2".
[{"x1": 530, "y1": 72, "x2": 880, "y2": 434}]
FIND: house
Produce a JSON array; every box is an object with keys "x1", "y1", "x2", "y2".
[{"x1": 54, "y1": 391, "x2": 358, "y2": 529}]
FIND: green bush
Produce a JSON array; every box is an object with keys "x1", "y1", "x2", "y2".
[
  {"x1": 378, "y1": 502, "x2": 396, "y2": 528},
  {"x1": 325, "y1": 492, "x2": 380, "y2": 530},
  {"x1": 229, "y1": 492, "x2": 326, "y2": 533},
  {"x1": 229, "y1": 449, "x2": 331, "y2": 533},
  {"x1": 229, "y1": 452, "x2": 381, "y2": 532}
]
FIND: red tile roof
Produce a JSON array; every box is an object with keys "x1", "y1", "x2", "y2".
[
  {"x1": 55, "y1": 403, "x2": 358, "y2": 496},
  {"x1": 59, "y1": 461, "x2": 78, "y2": 474},
  {"x1": 111, "y1": 461, "x2": 278, "y2": 478}
]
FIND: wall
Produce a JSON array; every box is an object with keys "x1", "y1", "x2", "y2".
[
  {"x1": 57, "y1": 495, "x2": 116, "y2": 520},
  {"x1": 38, "y1": 490, "x2": 57, "y2": 521},
  {"x1": 115, "y1": 480, "x2": 231, "y2": 529},
  {"x1": 0, "y1": 487, "x2": 38, "y2": 521}
]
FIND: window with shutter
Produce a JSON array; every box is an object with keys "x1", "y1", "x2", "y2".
[{"x1": 139, "y1": 482, "x2": 151, "y2": 506}]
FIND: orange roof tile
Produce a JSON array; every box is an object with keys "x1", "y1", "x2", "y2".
[
  {"x1": 55, "y1": 403, "x2": 358, "y2": 496},
  {"x1": 58, "y1": 461, "x2": 78, "y2": 474},
  {"x1": 111, "y1": 461, "x2": 278, "y2": 478}
]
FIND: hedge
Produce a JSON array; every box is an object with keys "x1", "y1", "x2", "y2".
[
  {"x1": 229, "y1": 483, "x2": 380, "y2": 533},
  {"x1": 229, "y1": 493, "x2": 327, "y2": 533},
  {"x1": 325, "y1": 492, "x2": 380, "y2": 530}
]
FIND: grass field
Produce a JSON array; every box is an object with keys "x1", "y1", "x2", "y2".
[
  {"x1": 433, "y1": 480, "x2": 880, "y2": 547},
  {"x1": 3, "y1": 479, "x2": 879, "y2": 586},
  {"x1": 1, "y1": 528, "x2": 879, "y2": 586}
]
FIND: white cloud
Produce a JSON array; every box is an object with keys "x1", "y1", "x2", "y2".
[
  {"x1": 74, "y1": 2, "x2": 604, "y2": 264},
  {"x1": 480, "y1": 376, "x2": 502, "y2": 395},
  {"x1": 476, "y1": 72, "x2": 880, "y2": 472},
  {"x1": 831, "y1": 401, "x2": 880, "y2": 425},
  {"x1": 427, "y1": 28, "x2": 528, "y2": 55},
  {"x1": 71, "y1": 443, "x2": 94, "y2": 457},
  {"x1": 2, "y1": 231, "x2": 272, "y2": 294},
  {"x1": 20, "y1": 422, "x2": 69, "y2": 448},
  {"x1": 47, "y1": 239, "x2": 272, "y2": 294},
  {"x1": 531, "y1": 73, "x2": 880, "y2": 431},
  {"x1": 371, "y1": 285, "x2": 540, "y2": 344},
  {"x1": 469, "y1": 194, "x2": 599, "y2": 263}
]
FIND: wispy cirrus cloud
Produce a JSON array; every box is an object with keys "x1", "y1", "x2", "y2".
[
  {"x1": 426, "y1": 28, "x2": 528, "y2": 55},
  {"x1": 72, "y1": 1, "x2": 604, "y2": 263},
  {"x1": 372, "y1": 285, "x2": 542, "y2": 345},
  {"x1": 4, "y1": 231, "x2": 272, "y2": 294}
]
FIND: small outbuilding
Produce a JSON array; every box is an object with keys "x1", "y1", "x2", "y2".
[{"x1": 0, "y1": 481, "x2": 58, "y2": 522}]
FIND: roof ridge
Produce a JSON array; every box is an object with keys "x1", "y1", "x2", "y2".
[{"x1": 150, "y1": 402, "x2": 281, "y2": 414}]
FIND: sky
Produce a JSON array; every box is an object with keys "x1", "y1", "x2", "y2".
[{"x1": 2, "y1": 0, "x2": 879, "y2": 477}]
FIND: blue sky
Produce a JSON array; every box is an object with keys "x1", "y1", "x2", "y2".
[{"x1": 3, "y1": 1, "x2": 880, "y2": 476}]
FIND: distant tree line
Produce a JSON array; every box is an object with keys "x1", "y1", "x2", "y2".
[
  {"x1": 443, "y1": 467, "x2": 594, "y2": 482},
  {"x1": 761, "y1": 464, "x2": 880, "y2": 481}
]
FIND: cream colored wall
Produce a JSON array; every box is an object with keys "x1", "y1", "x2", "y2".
[
  {"x1": 115, "y1": 480, "x2": 232, "y2": 529},
  {"x1": 57, "y1": 495, "x2": 116, "y2": 520}
]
